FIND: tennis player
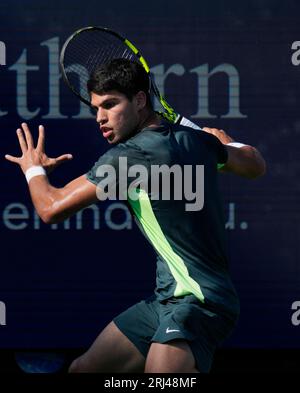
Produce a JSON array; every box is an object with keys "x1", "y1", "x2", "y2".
[{"x1": 5, "y1": 59, "x2": 266, "y2": 373}]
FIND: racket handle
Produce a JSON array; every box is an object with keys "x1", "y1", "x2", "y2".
[{"x1": 179, "y1": 116, "x2": 203, "y2": 131}]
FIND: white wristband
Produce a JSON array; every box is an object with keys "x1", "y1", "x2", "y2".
[
  {"x1": 226, "y1": 142, "x2": 247, "y2": 148},
  {"x1": 25, "y1": 166, "x2": 47, "y2": 184}
]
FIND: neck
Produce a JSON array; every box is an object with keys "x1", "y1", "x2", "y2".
[{"x1": 138, "y1": 109, "x2": 162, "y2": 130}]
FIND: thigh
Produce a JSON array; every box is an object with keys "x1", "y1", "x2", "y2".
[
  {"x1": 69, "y1": 321, "x2": 145, "y2": 373},
  {"x1": 145, "y1": 340, "x2": 199, "y2": 373},
  {"x1": 143, "y1": 295, "x2": 237, "y2": 373},
  {"x1": 113, "y1": 296, "x2": 160, "y2": 358}
]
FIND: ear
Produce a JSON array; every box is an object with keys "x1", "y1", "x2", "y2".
[{"x1": 134, "y1": 91, "x2": 147, "y2": 110}]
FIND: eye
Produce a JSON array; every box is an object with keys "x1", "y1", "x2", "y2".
[{"x1": 103, "y1": 101, "x2": 115, "y2": 109}]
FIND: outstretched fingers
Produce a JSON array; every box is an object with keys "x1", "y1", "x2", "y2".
[
  {"x1": 36, "y1": 125, "x2": 45, "y2": 152},
  {"x1": 5, "y1": 154, "x2": 20, "y2": 164},
  {"x1": 55, "y1": 154, "x2": 73, "y2": 166},
  {"x1": 21, "y1": 122, "x2": 34, "y2": 149},
  {"x1": 16, "y1": 128, "x2": 27, "y2": 154}
]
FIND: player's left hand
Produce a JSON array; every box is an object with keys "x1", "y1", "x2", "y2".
[
  {"x1": 5, "y1": 123, "x2": 73, "y2": 174},
  {"x1": 202, "y1": 127, "x2": 234, "y2": 145}
]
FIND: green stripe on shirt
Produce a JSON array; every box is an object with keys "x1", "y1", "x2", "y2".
[{"x1": 128, "y1": 189, "x2": 205, "y2": 302}]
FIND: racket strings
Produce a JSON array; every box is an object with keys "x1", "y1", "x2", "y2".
[{"x1": 62, "y1": 29, "x2": 139, "y2": 104}]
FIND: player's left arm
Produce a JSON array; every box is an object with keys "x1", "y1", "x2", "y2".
[{"x1": 202, "y1": 127, "x2": 266, "y2": 179}]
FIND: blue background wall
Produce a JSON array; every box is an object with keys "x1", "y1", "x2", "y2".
[{"x1": 0, "y1": 0, "x2": 299, "y2": 353}]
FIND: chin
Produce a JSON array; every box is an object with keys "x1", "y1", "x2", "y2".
[{"x1": 107, "y1": 135, "x2": 119, "y2": 144}]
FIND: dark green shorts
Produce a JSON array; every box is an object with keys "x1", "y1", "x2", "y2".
[{"x1": 113, "y1": 294, "x2": 237, "y2": 373}]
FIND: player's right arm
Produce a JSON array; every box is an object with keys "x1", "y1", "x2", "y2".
[{"x1": 5, "y1": 123, "x2": 100, "y2": 224}]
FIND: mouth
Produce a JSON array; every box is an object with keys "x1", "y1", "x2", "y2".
[{"x1": 101, "y1": 127, "x2": 113, "y2": 139}]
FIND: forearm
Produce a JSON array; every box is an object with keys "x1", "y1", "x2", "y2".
[
  {"x1": 27, "y1": 174, "x2": 97, "y2": 224},
  {"x1": 222, "y1": 145, "x2": 266, "y2": 179},
  {"x1": 27, "y1": 175, "x2": 66, "y2": 224},
  {"x1": 201, "y1": 127, "x2": 266, "y2": 179}
]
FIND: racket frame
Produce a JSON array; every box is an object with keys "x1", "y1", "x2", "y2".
[{"x1": 60, "y1": 26, "x2": 180, "y2": 123}]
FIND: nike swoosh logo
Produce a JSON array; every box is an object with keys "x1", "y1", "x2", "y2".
[{"x1": 166, "y1": 327, "x2": 180, "y2": 334}]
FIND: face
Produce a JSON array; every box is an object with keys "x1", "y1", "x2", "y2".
[{"x1": 91, "y1": 90, "x2": 143, "y2": 144}]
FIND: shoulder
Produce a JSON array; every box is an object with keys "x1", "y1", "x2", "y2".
[
  {"x1": 171, "y1": 122, "x2": 224, "y2": 146},
  {"x1": 95, "y1": 140, "x2": 148, "y2": 170}
]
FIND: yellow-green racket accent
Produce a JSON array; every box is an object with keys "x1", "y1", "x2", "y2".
[{"x1": 125, "y1": 39, "x2": 177, "y2": 122}]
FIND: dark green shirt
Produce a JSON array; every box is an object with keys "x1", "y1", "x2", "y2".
[{"x1": 87, "y1": 122, "x2": 240, "y2": 319}]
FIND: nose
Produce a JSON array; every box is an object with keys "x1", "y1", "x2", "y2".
[{"x1": 96, "y1": 107, "x2": 107, "y2": 124}]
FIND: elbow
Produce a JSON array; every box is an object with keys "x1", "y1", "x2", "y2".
[
  {"x1": 37, "y1": 190, "x2": 69, "y2": 224},
  {"x1": 40, "y1": 208, "x2": 62, "y2": 225},
  {"x1": 245, "y1": 147, "x2": 267, "y2": 179},
  {"x1": 246, "y1": 158, "x2": 267, "y2": 179},
  {"x1": 40, "y1": 211, "x2": 57, "y2": 225}
]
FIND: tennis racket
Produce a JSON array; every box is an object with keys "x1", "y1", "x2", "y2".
[{"x1": 59, "y1": 26, "x2": 202, "y2": 130}]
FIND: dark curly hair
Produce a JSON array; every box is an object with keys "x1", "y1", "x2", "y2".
[{"x1": 87, "y1": 58, "x2": 153, "y2": 109}]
